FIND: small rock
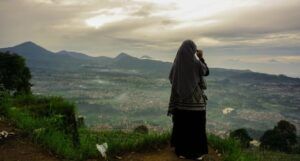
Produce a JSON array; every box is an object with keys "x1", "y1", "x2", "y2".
[
  {"x1": 0, "y1": 131, "x2": 9, "y2": 138},
  {"x1": 9, "y1": 132, "x2": 15, "y2": 135},
  {"x1": 96, "y1": 143, "x2": 108, "y2": 159},
  {"x1": 115, "y1": 156, "x2": 122, "y2": 160}
]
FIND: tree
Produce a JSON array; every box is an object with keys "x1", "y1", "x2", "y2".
[
  {"x1": 260, "y1": 120, "x2": 297, "y2": 152},
  {"x1": 230, "y1": 128, "x2": 253, "y2": 148},
  {"x1": 0, "y1": 51, "x2": 32, "y2": 95}
]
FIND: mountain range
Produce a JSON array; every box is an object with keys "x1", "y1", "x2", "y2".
[{"x1": 1, "y1": 41, "x2": 299, "y2": 84}]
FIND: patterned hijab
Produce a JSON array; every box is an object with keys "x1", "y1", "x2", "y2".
[{"x1": 169, "y1": 40, "x2": 201, "y2": 98}]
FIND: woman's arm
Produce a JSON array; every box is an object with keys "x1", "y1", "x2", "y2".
[
  {"x1": 196, "y1": 50, "x2": 209, "y2": 76},
  {"x1": 199, "y1": 58, "x2": 209, "y2": 76}
]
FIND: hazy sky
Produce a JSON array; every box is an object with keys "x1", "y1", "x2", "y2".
[{"x1": 0, "y1": 0, "x2": 300, "y2": 77}]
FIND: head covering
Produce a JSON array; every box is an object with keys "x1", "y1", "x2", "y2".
[{"x1": 169, "y1": 40, "x2": 201, "y2": 98}]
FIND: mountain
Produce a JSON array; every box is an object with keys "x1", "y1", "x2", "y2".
[
  {"x1": 114, "y1": 52, "x2": 136, "y2": 61},
  {"x1": 1, "y1": 41, "x2": 299, "y2": 83},
  {"x1": 56, "y1": 50, "x2": 94, "y2": 60},
  {"x1": 111, "y1": 52, "x2": 171, "y2": 76},
  {"x1": 229, "y1": 72, "x2": 300, "y2": 84},
  {"x1": 0, "y1": 41, "x2": 54, "y2": 60},
  {"x1": 0, "y1": 42, "x2": 103, "y2": 70}
]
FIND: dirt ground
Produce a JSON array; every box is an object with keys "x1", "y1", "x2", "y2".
[
  {"x1": 119, "y1": 146, "x2": 221, "y2": 161},
  {"x1": 0, "y1": 117, "x2": 61, "y2": 161}
]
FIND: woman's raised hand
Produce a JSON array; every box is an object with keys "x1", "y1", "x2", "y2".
[{"x1": 196, "y1": 49, "x2": 203, "y2": 59}]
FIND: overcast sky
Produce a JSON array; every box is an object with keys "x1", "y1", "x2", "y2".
[{"x1": 0, "y1": 0, "x2": 300, "y2": 77}]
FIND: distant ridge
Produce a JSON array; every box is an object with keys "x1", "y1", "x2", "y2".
[
  {"x1": 0, "y1": 41, "x2": 92, "y2": 70},
  {"x1": 114, "y1": 52, "x2": 136, "y2": 61},
  {"x1": 57, "y1": 50, "x2": 93, "y2": 60},
  {"x1": 1, "y1": 41, "x2": 299, "y2": 82},
  {"x1": 0, "y1": 41, "x2": 53, "y2": 58}
]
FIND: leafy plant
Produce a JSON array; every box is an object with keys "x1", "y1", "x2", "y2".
[
  {"x1": 260, "y1": 120, "x2": 297, "y2": 152},
  {"x1": 0, "y1": 52, "x2": 32, "y2": 95},
  {"x1": 230, "y1": 128, "x2": 253, "y2": 148}
]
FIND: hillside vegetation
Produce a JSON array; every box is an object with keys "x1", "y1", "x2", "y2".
[{"x1": 0, "y1": 93, "x2": 171, "y2": 160}]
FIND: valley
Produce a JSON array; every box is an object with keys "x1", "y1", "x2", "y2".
[{"x1": 2, "y1": 42, "x2": 300, "y2": 138}]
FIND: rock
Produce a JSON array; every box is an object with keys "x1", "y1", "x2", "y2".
[
  {"x1": 96, "y1": 143, "x2": 108, "y2": 159},
  {"x1": 0, "y1": 131, "x2": 9, "y2": 138},
  {"x1": 115, "y1": 156, "x2": 122, "y2": 159}
]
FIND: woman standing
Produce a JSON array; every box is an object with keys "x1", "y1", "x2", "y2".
[{"x1": 168, "y1": 40, "x2": 209, "y2": 160}]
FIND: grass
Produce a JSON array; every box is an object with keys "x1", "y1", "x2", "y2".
[
  {"x1": 208, "y1": 134, "x2": 257, "y2": 161},
  {"x1": 78, "y1": 129, "x2": 170, "y2": 159},
  {"x1": 4, "y1": 100, "x2": 79, "y2": 160},
  {"x1": 1, "y1": 93, "x2": 298, "y2": 161},
  {"x1": 0, "y1": 94, "x2": 171, "y2": 160},
  {"x1": 208, "y1": 134, "x2": 300, "y2": 161},
  {"x1": 248, "y1": 149, "x2": 300, "y2": 161}
]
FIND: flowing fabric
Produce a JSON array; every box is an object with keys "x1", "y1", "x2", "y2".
[
  {"x1": 169, "y1": 40, "x2": 206, "y2": 99},
  {"x1": 171, "y1": 109, "x2": 208, "y2": 158}
]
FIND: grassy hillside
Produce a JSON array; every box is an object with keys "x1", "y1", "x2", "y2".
[
  {"x1": 0, "y1": 93, "x2": 170, "y2": 160},
  {"x1": 1, "y1": 92, "x2": 299, "y2": 161}
]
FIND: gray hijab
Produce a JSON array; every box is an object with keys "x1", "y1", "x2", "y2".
[{"x1": 169, "y1": 40, "x2": 201, "y2": 98}]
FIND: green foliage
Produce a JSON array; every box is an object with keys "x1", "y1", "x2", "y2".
[
  {"x1": 230, "y1": 128, "x2": 253, "y2": 148},
  {"x1": 2, "y1": 94, "x2": 171, "y2": 160},
  {"x1": 6, "y1": 106, "x2": 79, "y2": 159},
  {"x1": 1, "y1": 95, "x2": 82, "y2": 159},
  {"x1": 248, "y1": 148, "x2": 300, "y2": 161},
  {"x1": 0, "y1": 52, "x2": 32, "y2": 95},
  {"x1": 208, "y1": 134, "x2": 300, "y2": 161},
  {"x1": 12, "y1": 94, "x2": 80, "y2": 146},
  {"x1": 79, "y1": 129, "x2": 170, "y2": 160},
  {"x1": 208, "y1": 134, "x2": 257, "y2": 161},
  {"x1": 260, "y1": 120, "x2": 297, "y2": 152},
  {"x1": 0, "y1": 92, "x2": 10, "y2": 116},
  {"x1": 13, "y1": 95, "x2": 75, "y2": 117}
]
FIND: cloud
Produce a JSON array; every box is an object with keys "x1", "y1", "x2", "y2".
[
  {"x1": 196, "y1": 1, "x2": 300, "y2": 51},
  {"x1": 0, "y1": 0, "x2": 299, "y2": 61},
  {"x1": 268, "y1": 59, "x2": 279, "y2": 63}
]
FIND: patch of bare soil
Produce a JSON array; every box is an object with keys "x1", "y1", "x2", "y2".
[
  {"x1": 0, "y1": 117, "x2": 61, "y2": 161},
  {"x1": 117, "y1": 146, "x2": 221, "y2": 161}
]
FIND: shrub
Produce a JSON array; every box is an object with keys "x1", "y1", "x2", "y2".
[
  {"x1": 208, "y1": 134, "x2": 257, "y2": 161},
  {"x1": 230, "y1": 128, "x2": 253, "y2": 148},
  {"x1": 260, "y1": 120, "x2": 297, "y2": 152},
  {"x1": 0, "y1": 52, "x2": 32, "y2": 95}
]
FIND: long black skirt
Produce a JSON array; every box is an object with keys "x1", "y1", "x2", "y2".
[{"x1": 171, "y1": 109, "x2": 208, "y2": 158}]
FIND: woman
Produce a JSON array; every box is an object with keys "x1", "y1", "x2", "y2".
[{"x1": 168, "y1": 40, "x2": 209, "y2": 160}]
